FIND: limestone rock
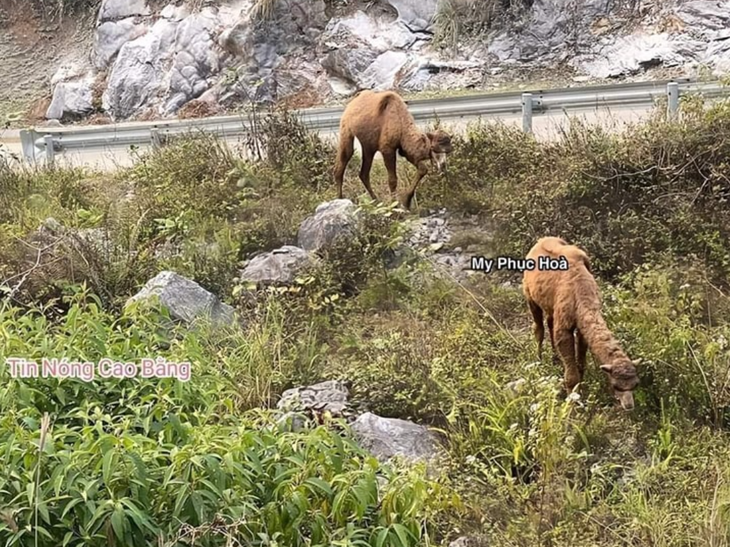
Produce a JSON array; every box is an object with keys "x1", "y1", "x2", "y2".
[
  {"x1": 297, "y1": 199, "x2": 360, "y2": 253},
  {"x1": 575, "y1": 33, "x2": 695, "y2": 78},
  {"x1": 360, "y1": 51, "x2": 410, "y2": 90},
  {"x1": 322, "y1": 48, "x2": 379, "y2": 87},
  {"x1": 98, "y1": 0, "x2": 150, "y2": 22},
  {"x1": 675, "y1": 1, "x2": 730, "y2": 33},
  {"x1": 46, "y1": 78, "x2": 95, "y2": 120},
  {"x1": 239, "y1": 245, "x2": 312, "y2": 286},
  {"x1": 277, "y1": 380, "x2": 351, "y2": 417},
  {"x1": 125, "y1": 270, "x2": 235, "y2": 327},
  {"x1": 350, "y1": 412, "x2": 441, "y2": 464},
  {"x1": 379, "y1": 0, "x2": 438, "y2": 32},
  {"x1": 165, "y1": 10, "x2": 221, "y2": 114},
  {"x1": 94, "y1": 18, "x2": 148, "y2": 69},
  {"x1": 102, "y1": 18, "x2": 178, "y2": 119}
]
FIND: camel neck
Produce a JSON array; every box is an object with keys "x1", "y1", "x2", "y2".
[
  {"x1": 575, "y1": 292, "x2": 629, "y2": 366},
  {"x1": 401, "y1": 127, "x2": 427, "y2": 161}
]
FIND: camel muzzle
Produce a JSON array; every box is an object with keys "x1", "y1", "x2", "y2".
[
  {"x1": 431, "y1": 152, "x2": 447, "y2": 174},
  {"x1": 616, "y1": 390, "x2": 635, "y2": 411}
]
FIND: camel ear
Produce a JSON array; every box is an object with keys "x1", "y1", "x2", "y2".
[{"x1": 600, "y1": 364, "x2": 614, "y2": 374}]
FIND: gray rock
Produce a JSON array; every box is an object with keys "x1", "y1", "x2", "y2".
[
  {"x1": 328, "y1": 76, "x2": 358, "y2": 96},
  {"x1": 37, "y1": 218, "x2": 112, "y2": 255},
  {"x1": 320, "y1": 11, "x2": 424, "y2": 90},
  {"x1": 323, "y1": 12, "x2": 418, "y2": 53},
  {"x1": 322, "y1": 48, "x2": 379, "y2": 87},
  {"x1": 102, "y1": 18, "x2": 178, "y2": 119},
  {"x1": 297, "y1": 199, "x2": 360, "y2": 253},
  {"x1": 218, "y1": 20, "x2": 251, "y2": 58},
  {"x1": 50, "y1": 61, "x2": 88, "y2": 86},
  {"x1": 488, "y1": 0, "x2": 613, "y2": 63},
  {"x1": 160, "y1": 3, "x2": 190, "y2": 21},
  {"x1": 277, "y1": 380, "x2": 351, "y2": 417},
  {"x1": 46, "y1": 78, "x2": 94, "y2": 120},
  {"x1": 350, "y1": 412, "x2": 441, "y2": 464},
  {"x1": 380, "y1": 0, "x2": 438, "y2": 32},
  {"x1": 239, "y1": 245, "x2": 312, "y2": 286},
  {"x1": 360, "y1": 51, "x2": 410, "y2": 90},
  {"x1": 94, "y1": 18, "x2": 147, "y2": 69},
  {"x1": 98, "y1": 0, "x2": 150, "y2": 22},
  {"x1": 676, "y1": 1, "x2": 730, "y2": 33},
  {"x1": 165, "y1": 10, "x2": 221, "y2": 114},
  {"x1": 274, "y1": 60, "x2": 331, "y2": 100},
  {"x1": 125, "y1": 270, "x2": 235, "y2": 327},
  {"x1": 575, "y1": 33, "x2": 694, "y2": 79}
]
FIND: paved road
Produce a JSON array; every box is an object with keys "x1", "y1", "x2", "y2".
[{"x1": 0, "y1": 104, "x2": 652, "y2": 172}]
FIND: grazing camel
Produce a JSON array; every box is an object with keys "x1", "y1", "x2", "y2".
[
  {"x1": 522, "y1": 237, "x2": 640, "y2": 410},
  {"x1": 333, "y1": 90, "x2": 453, "y2": 210}
]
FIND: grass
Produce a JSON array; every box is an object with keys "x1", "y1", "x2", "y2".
[{"x1": 2, "y1": 100, "x2": 730, "y2": 545}]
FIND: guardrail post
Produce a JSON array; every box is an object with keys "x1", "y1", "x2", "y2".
[
  {"x1": 43, "y1": 134, "x2": 55, "y2": 167},
  {"x1": 521, "y1": 93, "x2": 533, "y2": 133},
  {"x1": 19, "y1": 130, "x2": 37, "y2": 162},
  {"x1": 667, "y1": 82, "x2": 679, "y2": 120},
  {"x1": 150, "y1": 128, "x2": 162, "y2": 150}
]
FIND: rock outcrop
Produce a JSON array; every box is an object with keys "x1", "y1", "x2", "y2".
[
  {"x1": 297, "y1": 199, "x2": 361, "y2": 253},
  {"x1": 126, "y1": 270, "x2": 236, "y2": 327},
  {"x1": 39, "y1": 0, "x2": 730, "y2": 122},
  {"x1": 239, "y1": 245, "x2": 312, "y2": 286},
  {"x1": 277, "y1": 380, "x2": 352, "y2": 418},
  {"x1": 274, "y1": 380, "x2": 442, "y2": 466},
  {"x1": 350, "y1": 412, "x2": 441, "y2": 464}
]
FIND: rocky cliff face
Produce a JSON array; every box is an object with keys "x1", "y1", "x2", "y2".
[{"x1": 37, "y1": 0, "x2": 730, "y2": 122}]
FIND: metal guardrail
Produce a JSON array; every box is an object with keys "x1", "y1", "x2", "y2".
[{"x1": 18, "y1": 78, "x2": 729, "y2": 163}]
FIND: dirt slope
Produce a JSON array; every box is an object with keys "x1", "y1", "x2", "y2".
[{"x1": 0, "y1": 2, "x2": 95, "y2": 123}]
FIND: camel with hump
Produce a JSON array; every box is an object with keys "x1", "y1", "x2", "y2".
[
  {"x1": 333, "y1": 90, "x2": 453, "y2": 210},
  {"x1": 522, "y1": 237, "x2": 640, "y2": 410}
]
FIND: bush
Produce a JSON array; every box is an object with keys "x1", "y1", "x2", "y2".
[
  {"x1": 421, "y1": 100, "x2": 730, "y2": 285},
  {"x1": 0, "y1": 289, "x2": 457, "y2": 546},
  {"x1": 0, "y1": 410, "x2": 453, "y2": 547}
]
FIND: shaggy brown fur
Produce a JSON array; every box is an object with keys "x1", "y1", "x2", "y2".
[
  {"x1": 522, "y1": 237, "x2": 640, "y2": 410},
  {"x1": 333, "y1": 90, "x2": 453, "y2": 210}
]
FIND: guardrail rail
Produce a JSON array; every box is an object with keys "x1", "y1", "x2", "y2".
[{"x1": 18, "y1": 78, "x2": 729, "y2": 164}]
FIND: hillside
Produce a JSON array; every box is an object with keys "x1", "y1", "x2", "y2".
[
  {"x1": 1, "y1": 0, "x2": 730, "y2": 125},
  {"x1": 1, "y1": 92, "x2": 730, "y2": 545}
]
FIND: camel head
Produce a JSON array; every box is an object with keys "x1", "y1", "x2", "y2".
[
  {"x1": 426, "y1": 130, "x2": 453, "y2": 174},
  {"x1": 600, "y1": 360, "x2": 640, "y2": 411}
]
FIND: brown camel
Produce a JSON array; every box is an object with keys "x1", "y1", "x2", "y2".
[
  {"x1": 522, "y1": 236, "x2": 639, "y2": 410},
  {"x1": 333, "y1": 90, "x2": 453, "y2": 210}
]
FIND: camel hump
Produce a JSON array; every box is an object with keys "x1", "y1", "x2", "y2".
[
  {"x1": 377, "y1": 92, "x2": 398, "y2": 115},
  {"x1": 537, "y1": 236, "x2": 591, "y2": 271}
]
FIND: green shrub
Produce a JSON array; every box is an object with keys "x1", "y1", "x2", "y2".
[
  {"x1": 0, "y1": 409, "x2": 454, "y2": 547},
  {"x1": 483, "y1": 101, "x2": 730, "y2": 282},
  {"x1": 0, "y1": 288, "x2": 457, "y2": 546}
]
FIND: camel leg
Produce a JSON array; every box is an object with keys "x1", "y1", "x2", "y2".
[
  {"x1": 382, "y1": 150, "x2": 398, "y2": 201},
  {"x1": 575, "y1": 329, "x2": 588, "y2": 379},
  {"x1": 401, "y1": 162, "x2": 429, "y2": 210},
  {"x1": 527, "y1": 300, "x2": 545, "y2": 360},
  {"x1": 555, "y1": 327, "x2": 580, "y2": 392},
  {"x1": 359, "y1": 148, "x2": 378, "y2": 201},
  {"x1": 334, "y1": 131, "x2": 354, "y2": 199},
  {"x1": 547, "y1": 315, "x2": 560, "y2": 366}
]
